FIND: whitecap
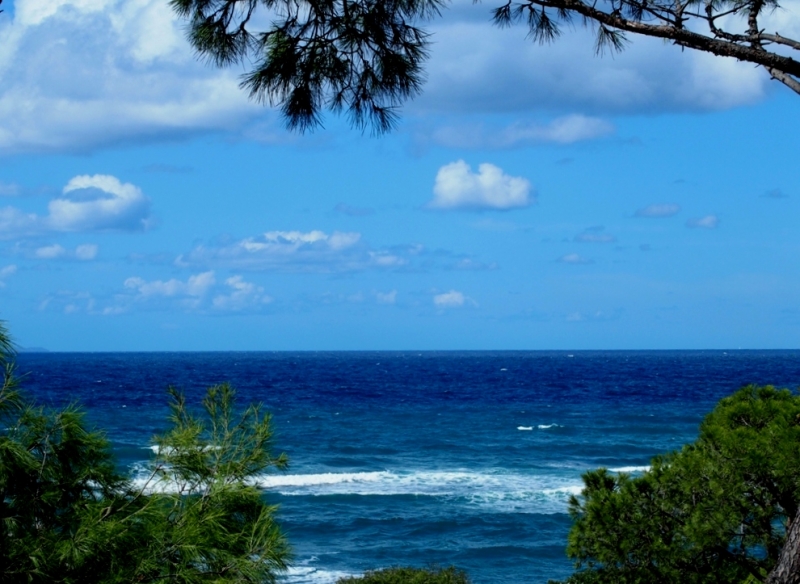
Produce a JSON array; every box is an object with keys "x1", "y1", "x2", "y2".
[
  {"x1": 281, "y1": 565, "x2": 355, "y2": 584},
  {"x1": 257, "y1": 471, "x2": 390, "y2": 488},
  {"x1": 517, "y1": 426, "x2": 533, "y2": 431},
  {"x1": 608, "y1": 465, "x2": 651, "y2": 473},
  {"x1": 254, "y1": 469, "x2": 586, "y2": 514},
  {"x1": 537, "y1": 424, "x2": 562, "y2": 429}
]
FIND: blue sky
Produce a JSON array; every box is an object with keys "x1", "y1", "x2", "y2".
[{"x1": 0, "y1": 0, "x2": 798, "y2": 350}]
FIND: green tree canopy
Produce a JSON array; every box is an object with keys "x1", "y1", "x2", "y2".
[
  {"x1": 0, "y1": 321, "x2": 289, "y2": 583},
  {"x1": 555, "y1": 384, "x2": 800, "y2": 584},
  {"x1": 170, "y1": 0, "x2": 800, "y2": 132}
]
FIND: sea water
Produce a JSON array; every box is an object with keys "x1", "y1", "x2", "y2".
[{"x1": 15, "y1": 351, "x2": 800, "y2": 583}]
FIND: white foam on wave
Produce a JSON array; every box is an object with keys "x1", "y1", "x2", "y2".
[
  {"x1": 542, "y1": 485, "x2": 583, "y2": 496},
  {"x1": 145, "y1": 445, "x2": 218, "y2": 455},
  {"x1": 537, "y1": 424, "x2": 562, "y2": 429},
  {"x1": 254, "y1": 469, "x2": 584, "y2": 514},
  {"x1": 281, "y1": 565, "x2": 355, "y2": 584},
  {"x1": 608, "y1": 465, "x2": 651, "y2": 473},
  {"x1": 259, "y1": 471, "x2": 390, "y2": 488},
  {"x1": 517, "y1": 426, "x2": 533, "y2": 431}
]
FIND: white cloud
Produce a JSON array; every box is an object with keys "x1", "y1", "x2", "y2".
[
  {"x1": 34, "y1": 244, "x2": 66, "y2": 258},
  {"x1": 0, "y1": 0, "x2": 262, "y2": 154},
  {"x1": 0, "y1": 207, "x2": 39, "y2": 237},
  {"x1": 427, "y1": 115, "x2": 614, "y2": 149},
  {"x1": 368, "y1": 251, "x2": 407, "y2": 267},
  {"x1": 0, "y1": 0, "x2": 784, "y2": 154},
  {"x1": 416, "y1": 12, "x2": 771, "y2": 116},
  {"x1": 174, "y1": 231, "x2": 484, "y2": 273},
  {"x1": 0, "y1": 174, "x2": 151, "y2": 238},
  {"x1": 212, "y1": 276, "x2": 272, "y2": 311},
  {"x1": 433, "y1": 290, "x2": 467, "y2": 308},
  {"x1": 27, "y1": 242, "x2": 99, "y2": 260},
  {"x1": 429, "y1": 160, "x2": 533, "y2": 210},
  {"x1": 376, "y1": 290, "x2": 397, "y2": 304},
  {"x1": 635, "y1": 203, "x2": 681, "y2": 218},
  {"x1": 75, "y1": 244, "x2": 98, "y2": 260},
  {"x1": 687, "y1": 215, "x2": 720, "y2": 229},
  {"x1": 51, "y1": 175, "x2": 151, "y2": 231},
  {"x1": 124, "y1": 271, "x2": 216, "y2": 299},
  {"x1": 432, "y1": 289, "x2": 477, "y2": 308},
  {"x1": 558, "y1": 253, "x2": 593, "y2": 264},
  {"x1": 177, "y1": 229, "x2": 418, "y2": 272},
  {"x1": 41, "y1": 270, "x2": 273, "y2": 314},
  {"x1": 566, "y1": 309, "x2": 621, "y2": 322}
]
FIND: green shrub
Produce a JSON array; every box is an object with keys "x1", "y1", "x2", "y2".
[
  {"x1": 337, "y1": 566, "x2": 471, "y2": 584},
  {"x1": 0, "y1": 322, "x2": 290, "y2": 584}
]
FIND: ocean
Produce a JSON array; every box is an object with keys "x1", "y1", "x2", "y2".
[{"x1": 14, "y1": 350, "x2": 800, "y2": 583}]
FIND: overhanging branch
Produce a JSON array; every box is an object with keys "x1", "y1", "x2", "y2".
[{"x1": 519, "y1": 0, "x2": 800, "y2": 93}]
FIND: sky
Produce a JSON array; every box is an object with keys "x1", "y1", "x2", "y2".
[{"x1": 0, "y1": 0, "x2": 798, "y2": 351}]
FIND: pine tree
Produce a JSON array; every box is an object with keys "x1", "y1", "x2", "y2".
[
  {"x1": 555, "y1": 384, "x2": 800, "y2": 584},
  {"x1": 169, "y1": 0, "x2": 800, "y2": 132},
  {"x1": 0, "y1": 322, "x2": 290, "y2": 583}
]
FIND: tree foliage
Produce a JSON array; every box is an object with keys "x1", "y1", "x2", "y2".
[
  {"x1": 336, "y1": 566, "x2": 472, "y2": 584},
  {"x1": 171, "y1": 0, "x2": 800, "y2": 132},
  {"x1": 0, "y1": 322, "x2": 290, "y2": 583},
  {"x1": 554, "y1": 384, "x2": 800, "y2": 584},
  {"x1": 170, "y1": 0, "x2": 444, "y2": 133},
  {"x1": 492, "y1": 0, "x2": 800, "y2": 94}
]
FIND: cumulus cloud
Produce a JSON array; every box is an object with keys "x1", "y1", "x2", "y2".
[
  {"x1": 416, "y1": 11, "x2": 770, "y2": 116},
  {"x1": 51, "y1": 175, "x2": 151, "y2": 231},
  {"x1": 34, "y1": 244, "x2": 66, "y2": 259},
  {"x1": 0, "y1": 174, "x2": 151, "y2": 238},
  {"x1": 0, "y1": 0, "x2": 262, "y2": 154},
  {"x1": 433, "y1": 289, "x2": 476, "y2": 308},
  {"x1": 41, "y1": 271, "x2": 273, "y2": 314},
  {"x1": 212, "y1": 276, "x2": 272, "y2": 311},
  {"x1": 426, "y1": 115, "x2": 614, "y2": 149},
  {"x1": 429, "y1": 160, "x2": 533, "y2": 210},
  {"x1": 22, "y1": 242, "x2": 98, "y2": 260},
  {"x1": 174, "y1": 230, "x2": 490, "y2": 274},
  {"x1": 0, "y1": 0, "x2": 782, "y2": 154},
  {"x1": 558, "y1": 253, "x2": 593, "y2": 264},
  {"x1": 174, "y1": 229, "x2": 459, "y2": 273},
  {"x1": 686, "y1": 215, "x2": 720, "y2": 229},
  {"x1": 635, "y1": 203, "x2": 681, "y2": 218},
  {"x1": 177, "y1": 230, "x2": 378, "y2": 272},
  {"x1": 124, "y1": 271, "x2": 216, "y2": 300}
]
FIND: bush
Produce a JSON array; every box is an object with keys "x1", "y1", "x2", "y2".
[{"x1": 337, "y1": 566, "x2": 471, "y2": 584}]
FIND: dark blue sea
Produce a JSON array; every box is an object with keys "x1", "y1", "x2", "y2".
[{"x1": 14, "y1": 351, "x2": 800, "y2": 584}]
